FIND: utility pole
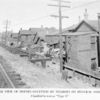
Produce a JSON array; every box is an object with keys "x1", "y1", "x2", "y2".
[
  {"x1": 3, "y1": 20, "x2": 10, "y2": 44},
  {"x1": 4, "y1": 20, "x2": 10, "y2": 33},
  {"x1": 98, "y1": 13, "x2": 100, "y2": 66},
  {"x1": 48, "y1": 0, "x2": 70, "y2": 72}
]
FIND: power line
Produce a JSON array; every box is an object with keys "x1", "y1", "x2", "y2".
[
  {"x1": 67, "y1": 0, "x2": 100, "y2": 10},
  {"x1": 25, "y1": 0, "x2": 100, "y2": 23},
  {"x1": 3, "y1": 20, "x2": 11, "y2": 33},
  {"x1": 10, "y1": 0, "x2": 100, "y2": 28},
  {"x1": 30, "y1": 0, "x2": 100, "y2": 21}
]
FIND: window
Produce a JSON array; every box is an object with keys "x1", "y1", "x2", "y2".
[
  {"x1": 91, "y1": 36, "x2": 95, "y2": 43},
  {"x1": 91, "y1": 36, "x2": 96, "y2": 50},
  {"x1": 91, "y1": 58, "x2": 97, "y2": 71},
  {"x1": 91, "y1": 43, "x2": 95, "y2": 49}
]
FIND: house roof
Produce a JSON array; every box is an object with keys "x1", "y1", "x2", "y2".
[
  {"x1": 62, "y1": 32, "x2": 98, "y2": 36},
  {"x1": 19, "y1": 28, "x2": 46, "y2": 40},
  {"x1": 19, "y1": 30, "x2": 34, "y2": 35},
  {"x1": 64, "y1": 20, "x2": 99, "y2": 32},
  {"x1": 86, "y1": 20, "x2": 98, "y2": 31},
  {"x1": 29, "y1": 27, "x2": 58, "y2": 39},
  {"x1": 11, "y1": 33, "x2": 19, "y2": 38},
  {"x1": 29, "y1": 28, "x2": 44, "y2": 32},
  {"x1": 29, "y1": 28, "x2": 46, "y2": 38}
]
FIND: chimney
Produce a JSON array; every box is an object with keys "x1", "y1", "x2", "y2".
[
  {"x1": 41, "y1": 25, "x2": 43, "y2": 29},
  {"x1": 20, "y1": 28, "x2": 22, "y2": 31},
  {"x1": 78, "y1": 16, "x2": 81, "y2": 23},
  {"x1": 19, "y1": 28, "x2": 22, "y2": 34},
  {"x1": 97, "y1": 13, "x2": 100, "y2": 66},
  {"x1": 98, "y1": 13, "x2": 100, "y2": 32},
  {"x1": 84, "y1": 8, "x2": 88, "y2": 21}
]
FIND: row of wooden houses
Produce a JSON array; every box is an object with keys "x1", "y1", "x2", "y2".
[
  {"x1": 1, "y1": 27, "x2": 57, "y2": 48},
  {"x1": 1, "y1": 12, "x2": 100, "y2": 77}
]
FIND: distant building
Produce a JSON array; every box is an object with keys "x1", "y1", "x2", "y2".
[
  {"x1": 29, "y1": 26, "x2": 58, "y2": 40},
  {"x1": 19, "y1": 29, "x2": 36, "y2": 47},
  {"x1": 7, "y1": 32, "x2": 20, "y2": 47},
  {"x1": 18, "y1": 27, "x2": 57, "y2": 48},
  {"x1": 1, "y1": 31, "x2": 20, "y2": 47}
]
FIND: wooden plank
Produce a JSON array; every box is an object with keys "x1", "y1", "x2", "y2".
[
  {"x1": 30, "y1": 57, "x2": 51, "y2": 68},
  {"x1": 64, "y1": 64, "x2": 100, "y2": 80},
  {"x1": 30, "y1": 58, "x2": 51, "y2": 62}
]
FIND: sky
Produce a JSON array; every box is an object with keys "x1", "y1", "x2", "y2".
[{"x1": 0, "y1": 0, "x2": 100, "y2": 32}]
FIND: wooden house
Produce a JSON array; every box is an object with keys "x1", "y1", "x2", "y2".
[
  {"x1": 18, "y1": 27, "x2": 57, "y2": 48},
  {"x1": 7, "y1": 33, "x2": 21, "y2": 47},
  {"x1": 46, "y1": 19, "x2": 100, "y2": 76},
  {"x1": 1, "y1": 32, "x2": 21, "y2": 47},
  {"x1": 19, "y1": 29, "x2": 41, "y2": 48},
  {"x1": 65, "y1": 20, "x2": 100, "y2": 67}
]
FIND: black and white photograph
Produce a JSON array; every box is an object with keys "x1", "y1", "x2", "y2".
[{"x1": 0, "y1": 0, "x2": 100, "y2": 91}]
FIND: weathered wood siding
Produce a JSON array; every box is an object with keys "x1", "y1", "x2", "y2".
[
  {"x1": 20, "y1": 35, "x2": 35, "y2": 47},
  {"x1": 67, "y1": 34, "x2": 98, "y2": 73},
  {"x1": 77, "y1": 35, "x2": 91, "y2": 73}
]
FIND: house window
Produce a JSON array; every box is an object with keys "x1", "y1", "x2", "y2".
[
  {"x1": 91, "y1": 58, "x2": 97, "y2": 71},
  {"x1": 91, "y1": 36, "x2": 95, "y2": 43},
  {"x1": 91, "y1": 36, "x2": 96, "y2": 50},
  {"x1": 91, "y1": 43, "x2": 95, "y2": 49}
]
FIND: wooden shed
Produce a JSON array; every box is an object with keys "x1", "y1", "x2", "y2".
[
  {"x1": 65, "y1": 20, "x2": 100, "y2": 66},
  {"x1": 62, "y1": 32, "x2": 98, "y2": 74},
  {"x1": 46, "y1": 20, "x2": 99, "y2": 66}
]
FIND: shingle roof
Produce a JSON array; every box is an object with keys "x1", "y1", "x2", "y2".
[
  {"x1": 86, "y1": 20, "x2": 98, "y2": 31},
  {"x1": 11, "y1": 33, "x2": 19, "y2": 38},
  {"x1": 63, "y1": 20, "x2": 98, "y2": 33}
]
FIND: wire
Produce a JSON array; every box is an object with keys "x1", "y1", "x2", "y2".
[
  {"x1": 70, "y1": 0, "x2": 100, "y2": 9},
  {"x1": 10, "y1": 0, "x2": 100, "y2": 27},
  {"x1": 31, "y1": 0, "x2": 100, "y2": 21}
]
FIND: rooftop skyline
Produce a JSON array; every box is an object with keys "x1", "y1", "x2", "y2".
[{"x1": 0, "y1": 0, "x2": 100, "y2": 32}]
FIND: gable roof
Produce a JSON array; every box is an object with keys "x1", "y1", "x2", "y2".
[
  {"x1": 64, "y1": 20, "x2": 98, "y2": 33},
  {"x1": 86, "y1": 20, "x2": 98, "y2": 31}
]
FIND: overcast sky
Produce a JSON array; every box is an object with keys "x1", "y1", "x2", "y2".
[{"x1": 0, "y1": 0, "x2": 100, "y2": 32}]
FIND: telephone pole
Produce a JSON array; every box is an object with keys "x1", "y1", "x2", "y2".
[
  {"x1": 48, "y1": 0, "x2": 70, "y2": 72},
  {"x1": 3, "y1": 20, "x2": 10, "y2": 44},
  {"x1": 4, "y1": 20, "x2": 10, "y2": 33}
]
